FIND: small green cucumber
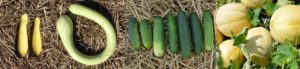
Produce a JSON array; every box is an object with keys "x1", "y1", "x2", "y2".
[
  {"x1": 203, "y1": 11, "x2": 214, "y2": 51},
  {"x1": 167, "y1": 13, "x2": 178, "y2": 54},
  {"x1": 177, "y1": 11, "x2": 192, "y2": 59},
  {"x1": 190, "y1": 12, "x2": 203, "y2": 55},
  {"x1": 140, "y1": 19, "x2": 152, "y2": 49},
  {"x1": 153, "y1": 16, "x2": 165, "y2": 57},
  {"x1": 128, "y1": 17, "x2": 141, "y2": 50}
]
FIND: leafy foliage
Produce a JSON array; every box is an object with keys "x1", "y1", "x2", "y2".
[{"x1": 271, "y1": 41, "x2": 299, "y2": 69}]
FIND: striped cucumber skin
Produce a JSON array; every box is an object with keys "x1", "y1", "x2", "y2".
[
  {"x1": 140, "y1": 19, "x2": 152, "y2": 49},
  {"x1": 177, "y1": 11, "x2": 192, "y2": 59},
  {"x1": 128, "y1": 17, "x2": 141, "y2": 50},
  {"x1": 153, "y1": 16, "x2": 165, "y2": 57},
  {"x1": 167, "y1": 13, "x2": 178, "y2": 54},
  {"x1": 190, "y1": 12, "x2": 203, "y2": 55},
  {"x1": 203, "y1": 11, "x2": 214, "y2": 51}
]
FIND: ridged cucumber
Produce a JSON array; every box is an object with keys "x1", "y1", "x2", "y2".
[
  {"x1": 140, "y1": 19, "x2": 152, "y2": 49},
  {"x1": 167, "y1": 13, "x2": 178, "y2": 54},
  {"x1": 177, "y1": 11, "x2": 192, "y2": 59},
  {"x1": 153, "y1": 16, "x2": 165, "y2": 57},
  {"x1": 203, "y1": 11, "x2": 214, "y2": 51},
  {"x1": 128, "y1": 17, "x2": 141, "y2": 50},
  {"x1": 190, "y1": 12, "x2": 203, "y2": 55}
]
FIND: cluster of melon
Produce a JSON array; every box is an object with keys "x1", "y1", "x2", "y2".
[{"x1": 215, "y1": 0, "x2": 300, "y2": 67}]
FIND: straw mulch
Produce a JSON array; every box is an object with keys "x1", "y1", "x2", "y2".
[{"x1": 0, "y1": 0, "x2": 215, "y2": 69}]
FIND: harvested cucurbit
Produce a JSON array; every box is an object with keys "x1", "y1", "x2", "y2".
[
  {"x1": 241, "y1": 0, "x2": 265, "y2": 8},
  {"x1": 128, "y1": 17, "x2": 141, "y2": 50},
  {"x1": 219, "y1": 40, "x2": 245, "y2": 68},
  {"x1": 140, "y1": 19, "x2": 152, "y2": 49},
  {"x1": 190, "y1": 12, "x2": 203, "y2": 55},
  {"x1": 204, "y1": 11, "x2": 214, "y2": 51},
  {"x1": 167, "y1": 13, "x2": 178, "y2": 54},
  {"x1": 215, "y1": 24, "x2": 223, "y2": 45},
  {"x1": 153, "y1": 16, "x2": 165, "y2": 57},
  {"x1": 246, "y1": 27, "x2": 273, "y2": 66},
  {"x1": 215, "y1": 3, "x2": 252, "y2": 37},
  {"x1": 32, "y1": 17, "x2": 42, "y2": 56},
  {"x1": 18, "y1": 14, "x2": 29, "y2": 57},
  {"x1": 57, "y1": 4, "x2": 116, "y2": 65},
  {"x1": 270, "y1": 5, "x2": 300, "y2": 46},
  {"x1": 177, "y1": 11, "x2": 192, "y2": 58}
]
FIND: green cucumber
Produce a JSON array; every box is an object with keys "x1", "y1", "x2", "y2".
[
  {"x1": 177, "y1": 11, "x2": 192, "y2": 59},
  {"x1": 128, "y1": 17, "x2": 141, "y2": 50},
  {"x1": 153, "y1": 16, "x2": 165, "y2": 57},
  {"x1": 167, "y1": 13, "x2": 178, "y2": 54},
  {"x1": 203, "y1": 11, "x2": 214, "y2": 51},
  {"x1": 190, "y1": 12, "x2": 203, "y2": 55},
  {"x1": 140, "y1": 19, "x2": 152, "y2": 49}
]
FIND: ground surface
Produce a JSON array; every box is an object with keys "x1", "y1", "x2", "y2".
[{"x1": 0, "y1": 0, "x2": 215, "y2": 68}]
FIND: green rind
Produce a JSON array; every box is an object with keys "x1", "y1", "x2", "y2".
[
  {"x1": 140, "y1": 19, "x2": 152, "y2": 49},
  {"x1": 177, "y1": 11, "x2": 192, "y2": 59},
  {"x1": 190, "y1": 12, "x2": 203, "y2": 55},
  {"x1": 167, "y1": 13, "x2": 178, "y2": 54},
  {"x1": 153, "y1": 16, "x2": 165, "y2": 57},
  {"x1": 128, "y1": 17, "x2": 141, "y2": 50},
  {"x1": 57, "y1": 4, "x2": 116, "y2": 65},
  {"x1": 203, "y1": 11, "x2": 214, "y2": 51}
]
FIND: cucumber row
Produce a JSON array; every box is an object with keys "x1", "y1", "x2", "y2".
[{"x1": 127, "y1": 11, "x2": 214, "y2": 58}]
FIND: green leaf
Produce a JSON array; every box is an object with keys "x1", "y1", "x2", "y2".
[
  {"x1": 271, "y1": 41, "x2": 298, "y2": 68},
  {"x1": 228, "y1": 60, "x2": 240, "y2": 69},
  {"x1": 263, "y1": 2, "x2": 279, "y2": 17},
  {"x1": 216, "y1": 50, "x2": 225, "y2": 69},
  {"x1": 231, "y1": 28, "x2": 248, "y2": 47},
  {"x1": 250, "y1": 8, "x2": 261, "y2": 27},
  {"x1": 288, "y1": 61, "x2": 299, "y2": 69}
]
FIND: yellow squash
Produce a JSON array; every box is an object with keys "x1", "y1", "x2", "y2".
[
  {"x1": 18, "y1": 14, "x2": 29, "y2": 57},
  {"x1": 32, "y1": 17, "x2": 42, "y2": 56},
  {"x1": 270, "y1": 5, "x2": 300, "y2": 46},
  {"x1": 246, "y1": 27, "x2": 273, "y2": 66},
  {"x1": 241, "y1": 0, "x2": 265, "y2": 8},
  {"x1": 215, "y1": 3, "x2": 252, "y2": 37},
  {"x1": 219, "y1": 40, "x2": 245, "y2": 68}
]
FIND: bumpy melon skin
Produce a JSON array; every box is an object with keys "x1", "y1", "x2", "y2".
[
  {"x1": 219, "y1": 40, "x2": 245, "y2": 68},
  {"x1": 241, "y1": 0, "x2": 265, "y2": 8},
  {"x1": 270, "y1": 5, "x2": 300, "y2": 46},
  {"x1": 216, "y1": 3, "x2": 252, "y2": 37},
  {"x1": 246, "y1": 27, "x2": 273, "y2": 66}
]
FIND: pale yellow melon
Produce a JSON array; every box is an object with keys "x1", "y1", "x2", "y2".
[
  {"x1": 219, "y1": 40, "x2": 245, "y2": 68},
  {"x1": 270, "y1": 5, "x2": 300, "y2": 46},
  {"x1": 216, "y1": 3, "x2": 252, "y2": 37}
]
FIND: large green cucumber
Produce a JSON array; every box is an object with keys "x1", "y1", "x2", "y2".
[
  {"x1": 57, "y1": 4, "x2": 116, "y2": 65},
  {"x1": 140, "y1": 19, "x2": 152, "y2": 49},
  {"x1": 190, "y1": 12, "x2": 203, "y2": 55},
  {"x1": 128, "y1": 17, "x2": 141, "y2": 50},
  {"x1": 203, "y1": 11, "x2": 214, "y2": 51},
  {"x1": 177, "y1": 11, "x2": 192, "y2": 59},
  {"x1": 166, "y1": 13, "x2": 178, "y2": 54},
  {"x1": 153, "y1": 16, "x2": 165, "y2": 57}
]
